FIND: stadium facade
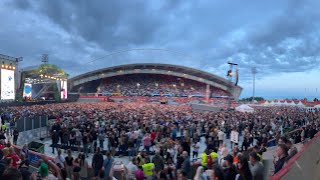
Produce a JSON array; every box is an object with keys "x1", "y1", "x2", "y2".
[{"x1": 69, "y1": 63, "x2": 242, "y2": 100}]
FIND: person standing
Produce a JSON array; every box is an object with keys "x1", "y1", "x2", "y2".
[
  {"x1": 92, "y1": 147, "x2": 104, "y2": 178},
  {"x1": 51, "y1": 130, "x2": 59, "y2": 154},
  {"x1": 103, "y1": 152, "x2": 114, "y2": 178},
  {"x1": 274, "y1": 144, "x2": 288, "y2": 174},
  {"x1": 151, "y1": 150, "x2": 164, "y2": 173},
  {"x1": 181, "y1": 151, "x2": 190, "y2": 177},
  {"x1": 82, "y1": 132, "x2": 89, "y2": 158},
  {"x1": 143, "y1": 133, "x2": 152, "y2": 154},
  {"x1": 13, "y1": 128, "x2": 19, "y2": 145},
  {"x1": 249, "y1": 152, "x2": 264, "y2": 180},
  {"x1": 54, "y1": 149, "x2": 65, "y2": 169},
  {"x1": 64, "y1": 149, "x2": 74, "y2": 179}
]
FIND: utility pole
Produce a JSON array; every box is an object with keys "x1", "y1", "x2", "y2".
[{"x1": 251, "y1": 67, "x2": 257, "y2": 103}]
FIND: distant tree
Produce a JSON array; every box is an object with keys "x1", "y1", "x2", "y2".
[{"x1": 240, "y1": 97, "x2": 264, "y2": 102}]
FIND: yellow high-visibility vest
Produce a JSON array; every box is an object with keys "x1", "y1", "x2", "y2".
[
  {"x1": 142, "y1": 163, "x2": 155, "y2": 177},
  {"x1": 210, "y1": 152, "x2": 218, "y2": 162},
  {"x1": 201, "y1": 153, "x2": 207, "y2": 167}
]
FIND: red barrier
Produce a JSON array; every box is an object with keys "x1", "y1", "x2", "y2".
[{"x1": 269, "y1": 131, "x2": 320, "y2": 180}]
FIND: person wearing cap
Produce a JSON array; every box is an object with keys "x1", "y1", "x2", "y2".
[{"x1": 223, "y1": 154, "x2": 237, "y2": 180}]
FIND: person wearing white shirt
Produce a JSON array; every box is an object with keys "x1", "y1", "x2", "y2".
[
  {"x1": 54, "y1": 148, "x2": 65, "y2": 169},
  {"x1": 218, "y1": 130, "x2": 225, "y2": 147}
]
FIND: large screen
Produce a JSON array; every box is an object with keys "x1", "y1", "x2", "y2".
[
  {"x1": 23, "y1": 83, "x2": 32, "y2": 98},
  {"x1": 61, "y1": 80, "x2": 67, "y2": 99},
  {"x1": 1, "y1": 69, "x2": 15, "y2": 100}
]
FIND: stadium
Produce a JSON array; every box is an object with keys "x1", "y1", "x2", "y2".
[
  {"x1": 69, "y1": 63, "x2": 242, "y2": 107},
  {"x1": 0, "y1": 53, "x2": 319, "y2": 180}
]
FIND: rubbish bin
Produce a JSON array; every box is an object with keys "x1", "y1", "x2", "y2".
[{"x1": 28, "y1": 141, "x2": 45, "y2": 153}]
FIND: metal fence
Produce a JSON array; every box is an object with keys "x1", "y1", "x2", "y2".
[{"x1": 16, "y1": 115, "x2": 48, "y2": 132}]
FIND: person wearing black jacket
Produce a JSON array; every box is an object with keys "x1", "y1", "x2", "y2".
[
  {"x1": 223, "y1": 154, "x2": 237, "y2": 180},
  {"x1": 51, "y1": 130, "x2": 59, "y2": 154},
  {"x1": 92, "y1": 147, "x2": 104, "y2": 178},
  {"x1": 274, "y1": 144, "x2": 288, "y2": 174}
]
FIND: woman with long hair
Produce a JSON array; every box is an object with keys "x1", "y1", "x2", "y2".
[
  {"x1": 236, "y1": 156, "x2": 252, "y2": 180},
  {"x1": 79, "y1": 154, "x2": 89, "y2": 180}
]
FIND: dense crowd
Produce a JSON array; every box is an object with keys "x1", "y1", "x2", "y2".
[
  {"x1": 97, "y1": 74, "x2": 229, "y2": 97},
  {"x1": 0, "y1": 102, "x2": 319, "y2": 179}
]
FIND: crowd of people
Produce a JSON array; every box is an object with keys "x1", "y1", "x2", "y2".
[
  {"x1": 96, "y1": 74, "x2": 229, "y2": 97},
  {"x1": 0, "y1": 102, "x2": 319, "y2": 179}
]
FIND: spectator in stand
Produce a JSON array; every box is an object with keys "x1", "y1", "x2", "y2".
[
  {"x1": 92, "y1": 147, "x2": 104, "y2": 178},
  {"x1": 79, "y1": 154, "x2": 89, "y2": 180},
  {"x1": 103, "y1": 152, "x2": 114, "y2": 179},
  {"x1": 142, "y1": 157, "x2": 155, "y2": 180},
  {"x1": 126, "y1": 157, "x2": 138, "y2": 180},
  {"x1": 6, "y1": 147, "x2": 19, "y2": 168},
  {"x1": 274, "y1": 144, "x2": 289, "y2": 174},
  {"x1": 13, "y1": 128, "x2": 19, "y2": 145},
  {"x1": 286, "y1": 140, "x2": 298, "y2": 162},
  {"x1": 54, "y1": 148, "x2": 65, "y2": 169},
  {"x1": 223, "y1": 154, "x2": 237, "y2": 180},
  {"x1": 210, "y1": 165, "x2": 224, "y2": 180},
  {"x1": 64, "y1": 149, "x2": 74, "y2": 179},
  {"x1": 1, "y1": 168, "x2": 22, "y2": 180},
  {"x1": 51, "y1": 130, "x2": 59, "y2": 154},
  {"x1": 135, "y1": 165, "x2": 145, "y2": 180},
  {"x1": 19, "y1": 152, "x2": 31, "y2": 180},
  {"x1": 249, "y1": 152, "x2": 264, "y2": 180},
  {"x1": 181, "y1": 151, "x2": 190, "y2": 176},
  {"x1": 236, "y1": 156, "x2": 252, "y2": 180},
  {"x1": 22, "y1": 144, "x2": 29, "y2": 160},
  {"x1": 143, "y1": 133, "x2": 152, "y2": 154},
  {"x1": 152, "y1": 149, "x2": 164, "y2": 174}
]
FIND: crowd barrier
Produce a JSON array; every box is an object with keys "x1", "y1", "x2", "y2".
[{"x1": 270, "y1": 131, "x2": 320, "y2": 180}]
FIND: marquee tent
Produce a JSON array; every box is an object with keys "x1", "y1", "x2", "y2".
[{"x1": 236, "y1": 104, "x2": 254, "y2": 113}]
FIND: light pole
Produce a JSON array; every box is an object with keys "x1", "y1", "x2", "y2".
[{"x1": 251, "y1": 67, "x2": 257, "y2": 103}]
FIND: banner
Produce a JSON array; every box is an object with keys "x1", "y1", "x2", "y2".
[
  {"x1": 230, "y1": 130, "x2": 239, "y2": 143},
  {"x1": 1, "y1": 69, "x2": 15, "y2": 99},
  {"x1": 23, "y1": 83, "x2": 32, "y2": 98}
]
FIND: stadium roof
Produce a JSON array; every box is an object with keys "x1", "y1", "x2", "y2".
[{"x1": 69, "y1": 63, "x2": 242, "y2": 99}]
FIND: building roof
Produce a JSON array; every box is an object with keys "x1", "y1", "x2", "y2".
[{"x1": 69, "y1": 63, "x2": 243, "y2": 99}]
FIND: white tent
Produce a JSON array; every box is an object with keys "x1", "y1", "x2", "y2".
[
  {"x1": 236, "y1": 104, "x2": 254, "y2": 113},
  {"x1": 282, "y1": 101, "x2": 289, "y2": 106},
  {"x1": 296, "y1": 101, "x2": 305, "y2": 107},
  {"x1": 270, "y1": 101, "x2": 275, "y2": 105},
  {"x1": 314, "y1": 104, "x2": 320, "y2": 109},
  {"x1": 263, "y1": 101, "x2": 270, "y2": 106},
  {"x1": 275, "y1": 101, "x2": 282, "y2": 106},
  {"x1": 289, "y1": 101, "x2": 296, "y2": 106}
]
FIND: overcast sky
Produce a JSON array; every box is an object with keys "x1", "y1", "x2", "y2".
[{"x1": 1, "y1": 0, "x2": 320, "y2": 99}]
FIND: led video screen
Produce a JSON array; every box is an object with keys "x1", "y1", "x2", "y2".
[
  {"x1": 23, "y1": 83, "x2": 32, "y2": 98},
  {"x1": 1, "y1": 69, "x2": 15, "y2": 100}
]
